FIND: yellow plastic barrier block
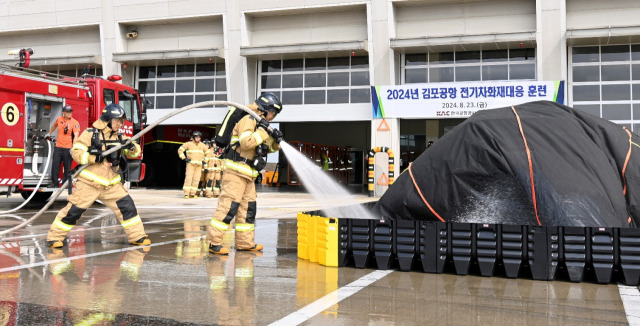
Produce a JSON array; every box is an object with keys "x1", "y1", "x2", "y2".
[
  {"x1": 316, "y1": 217, "x2": 339, "y2": 267},
  {"x1": 297, "y1": 212, "x2": 310, "y2": 260},
  {"x1": 308, "y1": 215, "x2": 320, "y2": 263}
]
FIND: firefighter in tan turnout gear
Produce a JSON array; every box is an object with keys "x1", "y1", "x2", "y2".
[
  {"x1": 178, "y1": 131, "x2": 208, "y2": 198},
  {"x1": 207, "y1": 93, "x2": 284, "y2": 255},
  {"x1": 46, "y1": 104, "x2": 150, "y2": 248},
  {"x1": 204, "y1": 142, "x2": 223, "y2": 198}
]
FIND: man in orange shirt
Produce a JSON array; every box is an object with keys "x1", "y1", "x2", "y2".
[{"x1": 46, "y1": 105, "x2": 80, "y2": 194}]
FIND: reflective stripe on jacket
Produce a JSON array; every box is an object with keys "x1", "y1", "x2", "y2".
[{"x1": 178, "y1": 140, "x2": 208, "y2": 162}]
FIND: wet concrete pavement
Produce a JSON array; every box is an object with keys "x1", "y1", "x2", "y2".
[{"x1": 0, "y1": 187, "x2": 637, "y2": 325}]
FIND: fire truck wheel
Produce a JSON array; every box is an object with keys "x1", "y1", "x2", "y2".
[{"x1": 20, "y1": 191, "x2": 52, "y2": 202}]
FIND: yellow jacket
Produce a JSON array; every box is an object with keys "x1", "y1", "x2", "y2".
[
  {"x1": 178, "y1": 140, "x2": 208, "y2": 165},
  {"x1": 205, "y1": 149, "x2": 223, "y2": 171},
  {"x1": 224, "y1": 114, "x2": 280, "y2": 179},
  {"x1": 70, "y1": 119, "x2": 141, "y2": 187}
]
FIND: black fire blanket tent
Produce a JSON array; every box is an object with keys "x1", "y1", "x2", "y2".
[{"x1": 373, "y1": 100, "x2": 640, "y2": 228}]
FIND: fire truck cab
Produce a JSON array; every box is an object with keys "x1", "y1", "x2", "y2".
[{"x1": 0, "y1": 64, "x2": 147, "y2": 201}]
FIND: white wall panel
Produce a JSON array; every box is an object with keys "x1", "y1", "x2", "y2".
[
  {"x1": 395, "y1": 0, "x2": 535, "y2": 39},
  {"x1": 567, "y1": 0, "x2": 640, "y2": 30},
  {"x1": 249, "y1": 8, "x2": 367, "y2": 46},
  {"x1": 0, "y1": 28, "x2": 100, "y2": 58},
  {"x1": 126, "y1": 20, "x2": 223, "y2": 52}
]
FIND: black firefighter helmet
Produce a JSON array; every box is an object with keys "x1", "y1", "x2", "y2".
[
  {"x1": 100, "y1": 104, "x2": 126, "y2": 122},
  {"x1": 192, "y1": 130, "x2": 203, "y2": 140},
  {"x1": 256, "y1": 92, "x2": 282, "y2": 116}
]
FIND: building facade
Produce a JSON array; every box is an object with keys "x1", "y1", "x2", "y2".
[{"x1": 1, "y1": 0, "x2": 639, "y2": 194}]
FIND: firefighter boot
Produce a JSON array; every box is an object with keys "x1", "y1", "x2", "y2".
[
  {"x1": 47, "y1": 240, "x2": 64, "y2": 248},
  {"x1": 237, "y1": 244, "x2": 263, "y2": 252},
  {"x1": 208, "y1": 244, "x2": 229, "y2": 255},
  {"x1": 130, "y1": 237, "x2": 151, "y2": 246}
]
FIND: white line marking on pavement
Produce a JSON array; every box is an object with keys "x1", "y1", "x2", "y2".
[
  {"x1": 268, "y1": 269, "x2": 394, "y2": 326},
  {"x1": 619, "y1": 284, "x2": 640, "y2": 325}
]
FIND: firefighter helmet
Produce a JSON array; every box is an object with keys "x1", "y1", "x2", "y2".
[
  {"x1": 256, "y1": 92, "x2": 282, "y2": 116},
  {"x1": 100, "y1": 104, "x2": 126, "y2": 121},
  {"x1": 192, "y1": 130, "x2": 203, "y2": 139},
  {"x1": 62, "y1": 105, "x2": 73, "y2": 112}
]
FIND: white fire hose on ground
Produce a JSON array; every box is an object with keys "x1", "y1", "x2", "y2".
[
  {"x1": 0, "y1": 139, "x2": 53, "y2": 214},
  {"x1": 0, "y1": 101, "x2": 261, "y2": 237}
]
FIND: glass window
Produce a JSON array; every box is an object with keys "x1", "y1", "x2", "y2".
[
  {"x1": 633, "y1": 45, "x2": 640, "y2": 61},
  {"x1": 573, "y1": 104, "x2": 600, "y2": 117},
  {"x1": 196, "y1": 79, "x2": 214, "y2": 92},
  {"x1": 215, "y1": 93, "x2": 227, "y2": 101},
  {"x1": 405, "y1": 68, "x2": 427, "y2": 83},
  {"x1": 305, "y1": 73, "x2": 326, "y2": 88},
  {"x1": 601, "y1": 65, "x2": 630, "y2": 81},
  {"x1": 155, "y1": 96, "x2": 173, "y2": 109},
  {"x1": 573, "y1": 47, "x2": 599, "y2": 63},
  {"x1": 139, "y1": 81, "x2": 155, "y2": 93},
  {"x1": 139, "y1": 66, "x2": 156, "y2": 79},
  {"x1": 351, "y1": 56, "x2": 369, "y2": 68},
  {"x1": 602, "y1": 104, "x2": 631, "y2": 120},
  {"x1": 283, "y1": 59, "x2": 303, "y2": 72},
  {"x1": 510, "y1": 48, "x2": 536, "y2": 61},
  {"x1": 328, "y1": 57, "x2": 350, "y2": 70},
  {"x1": 327, "y1": 89, "x2": 349, "y2": 103},
  {"x1": 176, "y1": 64, "x2": 195, "y2": 77},
  {"x1": 262, "y1": 60, "x2": 281, "y2": 73},
  {"x1": 196, "y1": 64, "x2": 215, "y2": 77},
  {"x1": 282, "y1": 91, "x2": 303, "y2": 105},
  {"x1": 455, "y1": 51, "x2": 480, "y2": 63},
  {"x1": 509, "y1": 64, "x2": 535, "y2": 80},
  {"x1": 216, "y1": 63, "x2": 226, "y2": 76},
  {"x1": 304, "y1": 90, "x2": 325, "y2": 104},
  {"x1": 175, "y1": 95, "x2": 193, "y2": 108},
  {"x1": 405, "y1": 54, "x2": 427, "y2": 66},
  {"x1": 351, "y1": 71, "x2": 370, "y2": 86},
  {"x1": 430, "y1": 52, "x2": 454, "y2": 64},
  {"x1": 261, "y1": 75, "x2": 281, "y2": 89},
  {"x1": 634, "y1": 84, "x2": 640, "y2": 100},
  {"x1": 176, "y1": 79, "x2": 194, "y2": 93},
  {"x1": 601, "y1": 45, "x2": 630, "y2": 62},
  {"x1": 118, "y1": 91, "x2": 134, "y2": 122},
  {"x1": 195, "y1": 94, "x2": 214, "y2": 105},
  {"x1": 283, "y1": 74, "x2": 304, "y2": 88},
  {"x1": 482, "y1": 65, "x2": 508, "y2": 80},
  {"x1": 350, "y1": 88, "x2": 370, "y2": 103},
  {"x1": 602, "y1": 84, "x2": 630, "y2": 101},
  {"x1": 430, "y1": 67, "x2": 454, "y2": 82},
  {"x1": 104, "y1": 89, "x2": 115, "y2": 106},
  {"x1": 633, "y1": 64, "x2": 640, "y2": 80},
  {"x1": 634, "y1": 104, "x2": 640, "y2": 118},
  {"x1": 482, "y1": 50, "x2": 508, "y2": 62},
  {"x1": 573, "y1": 85, "x2": 600, "y2": 101},
  {"x1": 215, "y1": 78, "x2": 227, "y2": 92},
  {"x1": 455, "y1": 66, "x2": 480, "y2": 81},
  {"x1": 573, "y1": 66, "x2": 600, "y2": 82},
  {"x1": 156, "y1": 80, "x2": 175, "y2": 93},
  {"x1": 306, "y1": 58, "x2": 326, "y2": 71},
  {"x1": 327, "y1": 72, "x2": 349, "y2": 87},
  {"x1": 157, "y1": 66, "x2": 175, "y2": 78}
]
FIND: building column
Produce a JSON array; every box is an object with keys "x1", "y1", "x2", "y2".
[
  {"x1": 536, "y1": 0, "x2": 567, "y2": 82},
  {"x1": 369, "y1": 0, "x2": 397, "y2": 197},
  {"x1": 100, "y1": 0, "x2": 120, "y2": 77}
]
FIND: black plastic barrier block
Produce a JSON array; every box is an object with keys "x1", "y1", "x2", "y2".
[
  {"x1": 373, "y1": 219, "x2": 395, "y2": 270},
  {"x1": 500, "y1": 224, "x2": 525, "y2": 278},
  {"x1": 562, "y1": 226, "x2": 588, "y2": 282},
  {"x1": 618, "y1": 228, "x2": 640, "y2": 286},
  {"x1": 420, "y1": 221, "x2": 448, "y2": 273},
  {"x1": 395, "y1": 220, "x2": 418, "y2": 271},
  {"x1": 527, "y1": 226, "x2": 549, "y2": 280},
  {"x1": 351, "y1": 219, "x2": 373, "y2": 268},
  {"x1": 590, "y1": 227, "x2": 615, "y2": 284},
  {"x1": 451, "y1": 223, "x2": 474, "y2": 275},
  {"x1": 475, "y1": 224, "x2": 498, "y2": 277},
  {"x1": 338, "y1": 219, "x2": 351, "y2": 267}
]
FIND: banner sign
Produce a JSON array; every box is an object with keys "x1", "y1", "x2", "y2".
[{"x1": 371, "y1": 80, "x2": 565, "y2": 119}]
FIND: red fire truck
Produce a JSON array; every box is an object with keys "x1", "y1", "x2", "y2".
[{"x1": 0, "y1": 63, "x2": 148, "y2": 201}]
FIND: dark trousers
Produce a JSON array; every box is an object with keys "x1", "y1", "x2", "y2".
[{"x1": 51, "y1": 146, "x2": 72, "y2": 193}]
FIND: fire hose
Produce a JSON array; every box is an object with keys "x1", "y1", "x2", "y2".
[
  {"x1": 0, "y1": 101, "x2": 264, "y2": 237},
  {"x1": 0, "y1": 138, "x2": 53, "y2": 214}
]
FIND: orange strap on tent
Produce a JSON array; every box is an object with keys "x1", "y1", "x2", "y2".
[
  {"x1": 511, "y1": 105, "x2": 541, "y2": 226},
  {"x1": 622, "y1": 127, "x2": 632, "y2": 195},
  {"x1": 408, "y1": 163, "x2": 445, "y2": 222}
]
